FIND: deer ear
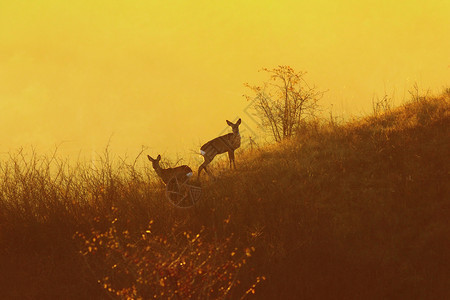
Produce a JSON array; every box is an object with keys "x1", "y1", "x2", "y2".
[
  {"x1": 226, "y1": 120, "x2": 232, "y2": 126},
  {"x1": 147, "y1": 155, "x2": 154, "y2": 161},
  {"x1": 157, "y1": 154, "x2": 161, "y2": 161},
  {"x1": 236, "y1": 118, "x2": 241, "y2": 125}
]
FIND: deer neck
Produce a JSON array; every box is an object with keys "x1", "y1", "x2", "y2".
[
  {"x1": 154, "y1": 166, "x2": 164, "y2": 177},
  {"x1": 229, "y1": 131, "x2": 241, "y2": 148}
]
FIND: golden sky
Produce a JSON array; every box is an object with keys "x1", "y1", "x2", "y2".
[{"x1": 0, "y1": 0, "x2": 449, "y2": 160}]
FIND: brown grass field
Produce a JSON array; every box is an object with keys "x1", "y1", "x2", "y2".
[{"x1": 0, "y1": 91, "x2": 449, "y2": 299}]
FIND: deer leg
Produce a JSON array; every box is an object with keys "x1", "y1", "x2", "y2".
[
  {"x1": 204, "y1": 165, "x2": 214, "y2": 179},
  {"x1": 198, "y1": 163, "x2": 214, "y2": 180},
  {"x1": 197, "y1": 163, "x2": 206, "y2": 180},
  {"x1": 198, "y1": 157, "x2": 213, "y2": 180},
  {"x1": 228, "y1": 150, "x2": 235, "y2": 169}
]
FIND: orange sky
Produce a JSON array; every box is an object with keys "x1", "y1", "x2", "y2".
[{"x1": 0, "y1": 0, "x2": 449, "y2": 161}]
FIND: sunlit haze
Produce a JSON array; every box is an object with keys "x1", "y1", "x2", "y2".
[{"x1": 1, "y1": 0, "x2": 448, "y2": 160}]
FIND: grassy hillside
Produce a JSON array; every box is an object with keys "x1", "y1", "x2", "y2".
[{"x1": 0, "y1": 92, "x2": 449, "y2": 299}]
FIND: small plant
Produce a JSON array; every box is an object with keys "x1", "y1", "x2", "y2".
[
  {"x1": 75, "y1": 216, "x2": 262, "y2": 299},
  {"x1": 372, "y1": 93, "x2": 392, "y2": 117},
  {"x1": 408, "y1": 82, "x2": 431, "y2": 103}
]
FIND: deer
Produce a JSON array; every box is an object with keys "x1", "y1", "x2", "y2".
[
  {"x1": 147, "y1": 154, "x2": 193, "y2": 184},
  {"x1": 198, "y1": 118, "x2": 241, "y2": 180}
]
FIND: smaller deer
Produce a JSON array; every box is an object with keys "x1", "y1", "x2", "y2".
[
  {"x1": 147, "y1": 154, "x2": 193, "y2": 184},
  {"x1": 198, "y1": 118, "x2": 241, "y2": 179}
]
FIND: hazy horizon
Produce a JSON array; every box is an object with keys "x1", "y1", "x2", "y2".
[{"x1": 1, "y1": 0, "x2": 449, "y2": 161}]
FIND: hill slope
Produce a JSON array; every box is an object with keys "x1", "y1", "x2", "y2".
[
  {"x1": 0, "y1": 93, "x2": 449, "y2": 299},
  {"x1": 201, "y1": 93, "x2": 450, "y2": 298}
]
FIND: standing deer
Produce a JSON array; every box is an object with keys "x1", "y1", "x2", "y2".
[
  {"x1": 198, "y1": 118, "x2": 241, "y2": 179},
  {"x1": 147, "y1": 154, "x2": 193, "y2": 184}
]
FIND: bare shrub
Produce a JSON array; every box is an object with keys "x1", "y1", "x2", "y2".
[{"x1": 244, "y1": 66, "x2": 323, "y2": 142}]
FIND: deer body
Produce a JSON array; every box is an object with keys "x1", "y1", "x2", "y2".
[
  {"x1": 198, "y1": 119, "x2": 241, "y2": 179},
  {"x1": 147, "y1": 155, "x2": 193, "y2": 184}
]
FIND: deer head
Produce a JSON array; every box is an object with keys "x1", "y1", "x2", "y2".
[
  {"x1": 226, "y1": 118, "x2": 241, "y2": 135},
  {"x1": 147, "y1": 154, "x2": 161, "y2": 171}
]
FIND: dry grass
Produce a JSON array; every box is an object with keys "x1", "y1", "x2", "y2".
[{"x1": 0, "y1": 91, "x2": 449, "y2": 299}]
